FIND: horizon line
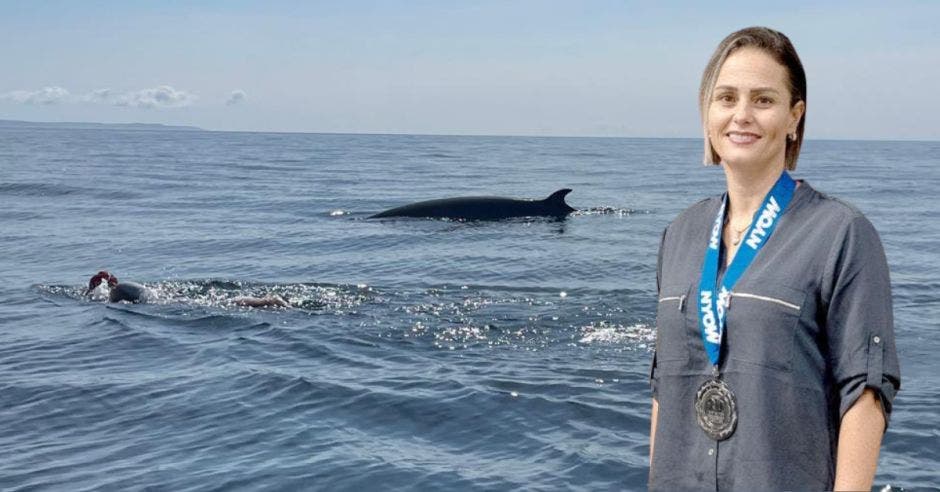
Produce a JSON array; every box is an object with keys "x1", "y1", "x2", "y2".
[{"x1": 2, "y1": 118, "x2": 938, "y2": 143}]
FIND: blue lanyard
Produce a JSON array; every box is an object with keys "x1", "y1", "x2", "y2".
[{"x1": 698, "y1": 171, "x2": 796, "y2": 367}]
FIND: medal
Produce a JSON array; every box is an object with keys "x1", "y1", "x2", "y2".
[
  {"x1": 695, "y1": 171, "x2": 796, "y2": 441},
  {"x1": 695, "y1": 376, "x2": 738, "y2": 441}
]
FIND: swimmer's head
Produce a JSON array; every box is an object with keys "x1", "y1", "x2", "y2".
[{"x1": 87, "y1": 271, "x2": 118, "y2": 293}]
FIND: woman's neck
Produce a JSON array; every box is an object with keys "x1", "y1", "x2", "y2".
[{"x1": 723, "y1": 162, "x2": 786, "y2": 225}]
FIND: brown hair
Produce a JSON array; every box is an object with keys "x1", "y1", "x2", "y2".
[{"x1": 700, "y1": 27, "x2": 807, "y2": 170}]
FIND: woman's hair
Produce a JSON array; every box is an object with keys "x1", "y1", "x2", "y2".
[{"x1": 699, "y1": 26, "x2": 807, "y2": 170}]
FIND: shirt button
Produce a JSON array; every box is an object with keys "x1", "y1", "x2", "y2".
[
  {"x1": 708, "y1": 448, "x2": 715, "y2": 456},
  {"x1": 873, "y1": 335, "x2": 881, "y2": 344}
]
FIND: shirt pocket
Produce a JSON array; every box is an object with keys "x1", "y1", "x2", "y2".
[
  {"x1": 726, "y1": 282, "x2": 806, "y2": 371},
  {"x1": 655, "y1": 283, "x2": 695, "y2": 365}
]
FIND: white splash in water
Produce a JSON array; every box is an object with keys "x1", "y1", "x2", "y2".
[{"x1": 578, "y1": 322, "x2": 654, "y2": 346}]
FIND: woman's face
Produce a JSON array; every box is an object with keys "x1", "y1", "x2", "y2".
[{"x1": 707, "y1": 47, "x2": 804, "y2": 171}]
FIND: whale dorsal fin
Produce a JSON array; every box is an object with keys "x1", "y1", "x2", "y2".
[{"x1": 544, "y1": 188, "x2": 572, "y2": 203}]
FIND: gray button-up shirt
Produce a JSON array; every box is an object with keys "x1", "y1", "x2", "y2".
[{"x1": 650, "y1": 181, "x2": 900, "y2": 491}]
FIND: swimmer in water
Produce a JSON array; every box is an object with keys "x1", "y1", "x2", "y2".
[
  {"x1": 84, "y1": 271, "x2": 155, "y2": 303},
  {"x1": 84, "y1": 270, "x2": 289, "y2": 308}
]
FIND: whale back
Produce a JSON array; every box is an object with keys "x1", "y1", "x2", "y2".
[{"x1": 370, "y1": 189, "x2": 575, "y2": 220}]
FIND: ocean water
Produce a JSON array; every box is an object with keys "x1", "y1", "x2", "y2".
[{"x1": 0, "y1": 128, "x2": 937, "y2": 491}]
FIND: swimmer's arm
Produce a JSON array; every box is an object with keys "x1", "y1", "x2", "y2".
[
  {"x1": 833, "y1": 388, "x2": 885, "y2": 491},
  {"x1": 234, "y1": 295, "x2": 289, "y2": 308},
  {"x1": 649, "y1": 398, "x2": 658, "y2": 466}
]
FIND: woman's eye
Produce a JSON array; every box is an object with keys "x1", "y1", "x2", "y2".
[
  {"x1": 716, "y1": 94, "x2": 735, "y2": 103},
  {"x1": 756, "y1": 97, "x2": 774, "y2": 105}
]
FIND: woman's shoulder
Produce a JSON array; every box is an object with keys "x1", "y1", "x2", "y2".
[
  {"x1": 658, "y1": 196, "x2": 723, "y2": 251},
  {"x1": 792, "y1": 182, "x2": 888, "y2": 271},
  {"x1": 795, "y1": 181, "x2": 875, "y2": 230},
  {"x1": 668, "y1": 196, "x2": 722, "y2": 231}
]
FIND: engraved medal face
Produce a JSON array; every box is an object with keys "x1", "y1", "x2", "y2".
[{"x1": 695, "y1": 378, "x2": 738, "y2": 441}]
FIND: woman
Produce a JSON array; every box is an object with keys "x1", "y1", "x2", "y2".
[{"x1": 648, "y1": 27, "x2": 900, "y2": 490}]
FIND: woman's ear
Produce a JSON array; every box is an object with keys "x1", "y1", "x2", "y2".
[{"x1": 789, "y1": 100, "x2": 805, "y2": 133}]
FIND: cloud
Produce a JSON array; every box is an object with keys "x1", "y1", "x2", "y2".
[
  {"x1": 1, "y1": 86, "x2": 70, "y2": 105},
  {"x1": 111, "y1": 85, "x2": 197, "y2": 108},
  {"x1": 3, "y1": 85, "x2": 198, "y2": 109},
  {"x1": 226, "y1": 89, "x2": 247, "y2": 106},
  {"x1": 81, "y1": 88, "x2": 117, "y2": 104}
]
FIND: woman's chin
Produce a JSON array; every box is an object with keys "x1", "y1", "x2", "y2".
[{"x1": 719, "y1": 153, "x2": 777, "y2": 172}]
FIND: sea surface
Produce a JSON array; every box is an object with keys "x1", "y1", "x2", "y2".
[{"x1": 1, "y1": 128, "x2": 937, "y2": 491}]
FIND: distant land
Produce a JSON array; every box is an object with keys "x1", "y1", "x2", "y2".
[{"x1": 0, "y1": 119, "x2": 203, "y2": 132}]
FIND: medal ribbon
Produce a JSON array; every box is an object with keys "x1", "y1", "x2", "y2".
[{"x1": 697, "y1": 171, "x2": 796, "y2": 367}]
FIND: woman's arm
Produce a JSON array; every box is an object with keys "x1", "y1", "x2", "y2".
[
  {"x1": 833, "y1": 388, "x2": 885, "y2": 491},
  {"x1": 650, "y1": 398, "x2": 659, "y2": 465}
]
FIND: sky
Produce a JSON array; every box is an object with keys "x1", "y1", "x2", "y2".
[{"x1": 1, "y1": 1, "x2": 938, "y2": 139}]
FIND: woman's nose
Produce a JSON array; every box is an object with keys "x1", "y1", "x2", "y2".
[{"x1": 732, "y1": 101, "x2": 753, "y2": 125}]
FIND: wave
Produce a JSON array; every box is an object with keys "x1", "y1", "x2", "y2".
[
  {"x1": 0, "y1": 181, "x2": 142, "y2": 200},
  {"x1": 0, "y1": 182, "x2": 89, "y2": 197},
  {"x1": 573, "y1": 206, "x2": 644, "y2": 216},
  {"x1": 420, "y1": 152, "x2": 461, "y2": 159},
  {"x1": 33, "y1": 279, "x2": 652, "y2": 354}
]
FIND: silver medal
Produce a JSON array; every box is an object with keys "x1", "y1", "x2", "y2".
[{"x1": 695, "y1": 378, "x2": 737, "y2": 441}]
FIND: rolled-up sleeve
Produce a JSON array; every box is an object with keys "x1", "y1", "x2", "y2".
[
  {"x1": 650, "y1": 228, "x2": 669, "y2": 399},
  {"x1": 824, "y1": 215, "x2": 901, "y2": 425}
]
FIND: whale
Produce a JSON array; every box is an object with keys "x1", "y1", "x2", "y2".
[{"x1": 369, "y1": 189, "x2": 576, "y2": 220}]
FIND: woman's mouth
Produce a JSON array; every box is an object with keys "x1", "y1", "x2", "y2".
[{"x1": 727, "y1": 131, "x2": 760, "y2": 144}]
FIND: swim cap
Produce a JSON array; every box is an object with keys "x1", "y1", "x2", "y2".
[{"x1": 88, "y1": 271, "x2": 118, "y2": 290}]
